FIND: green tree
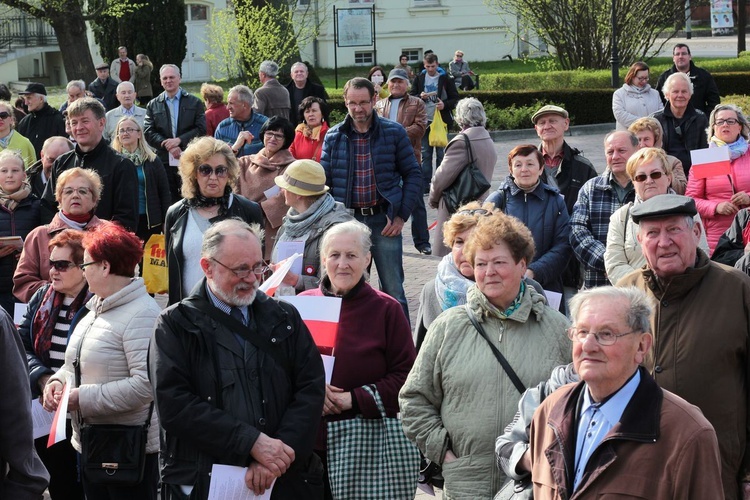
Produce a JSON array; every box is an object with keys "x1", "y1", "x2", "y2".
[
  {"x1": 0, "y1": 0, "x2": 136, "y2": 81},
  {"x1": 203, "y1": 8, "x2": 242, "y2": 81},
  {"x1": 91, "y1": 0, "x2": 187, "y2": 90},
  {"x1": 487, "y1": 0, "x2": 681, "y2": 70}
]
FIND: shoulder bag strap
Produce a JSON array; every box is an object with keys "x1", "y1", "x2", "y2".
[
  {"x1": 464, "y1": 305, "x2": 526, "y2": 394},
  {"x1": 461, "y1": 133, "x2": 475, "y2": 165},
  {"x1": 189, "y1": 298, "x2": 292, "y2": 377}
]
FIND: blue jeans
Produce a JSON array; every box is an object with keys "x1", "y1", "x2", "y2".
[
  {"x1": 354, "y1": 212, "x2": 409, "y2": 322},
  {"x1": 421, "y1": 122, "x2": 445, "y2": 190},
  {"x1": 410, "y1": 174, "x2": 430, "y2": 250}
]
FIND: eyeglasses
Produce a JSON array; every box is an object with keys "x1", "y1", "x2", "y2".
[
  {"x1": 118, "y1": 127, "x2": 139, "y2": 135},
  {"x1": 0, "y1": 112, "x2": 11, "y2": 120},
  {"x1": 197, "y1": 164, "x2": 229, "y2": 178},
  {"x1": 633, "y1": 171, "x2": 665, "y2": 182},
  {"x1": 210, "y1": 258, "x2": 267, "y2": 278},
  {"x1": 716, "y1": 119, "x2": 739, "y2": 126},
  {"x1": 79, "y1": 261, "x2": 98, "y2": 270},
  {"x1": 567, "y1": 327, "x2": 638, "y2": 346},
  {"x1": 62, "y1": 187, "x2": 92, "y2": 197},
  {"x1": 49, "y1": 259, "x2": 77, "y2": 271},
  {"x1": 346, "y1": 101, "x2": 372, "y2": 109},
  {"x1": 456, "y1": 208, "x2": 491, "y2": 216},
  {"x1": 264, "y1": 131, "x2": 285, "y2": 140}
]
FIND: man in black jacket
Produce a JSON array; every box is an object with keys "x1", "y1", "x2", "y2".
[
  {"x1": 655, "y1": 44, "x2": 721, "y2": 115},
  {"x1": 145, "y1": 64, "x2": 206, "y2": 202},
  {"x1": 150, "y1": 219, "x2": 325, "y2": 500},
  {"x1": 40, "y1": 98, "x2": 139, "y2": 231},
  {"x1": 17, "y1": 83, "x2": 66, "y2": 158},
  {"x1": 284, "y1": 62, "x2": 329, "y2": 123},
  {"x1": 88, "y1": 63, "x2": 119, "y2": 111}
]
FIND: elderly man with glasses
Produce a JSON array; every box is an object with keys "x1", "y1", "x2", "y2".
[{"x1": 527, "y1": 285, "x2": 722, "y2": 499}]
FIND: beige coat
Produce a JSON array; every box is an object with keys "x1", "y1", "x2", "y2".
[
  {"x1": 49, "y1": 278, "x2": 160, "y2": 454},
  {"x1": 428, "y1": 126, "x2": 497, "y2": 256}
]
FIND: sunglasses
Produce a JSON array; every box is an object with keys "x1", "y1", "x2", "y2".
[
  {"x1": 49, "y1": 259, "x2": 78, "y2": 271},
  {"x1": 197, "y1": 164, "x2": 229, "y2": 178},
  {"x1": 79, "y1": 261, "x2": 98, "y2": 270},
  {"x1": 633, "y1": 171, "x2": 665, "y2": 182},
  {"x1": 0, "y1": 112, "x2": 11, "y2": 120}
]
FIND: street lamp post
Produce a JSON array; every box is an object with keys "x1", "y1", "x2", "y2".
[{"x1": 611, "y1": 0, "x2": 620, "y2": 88}]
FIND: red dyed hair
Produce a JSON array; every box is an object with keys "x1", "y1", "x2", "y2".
[
  {"x1": 82, "y1": 221, "x2": 143, "y2": 277},
  {"x1": 48, "y1": 229, "x2": 86, "y2": 265}
]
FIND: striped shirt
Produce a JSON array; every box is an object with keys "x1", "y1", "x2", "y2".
[
  {"x1": 48, "y1": 297, "x2": 75, "y2": 372},
  {"x1": 350, "y1": 130, "x2": 378, "y2": 208}
]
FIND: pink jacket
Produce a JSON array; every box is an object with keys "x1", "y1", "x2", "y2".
[
  {"x1": 686, "y1": 150, "x2": 750, "y2": 254},
  {"x1": 13, "y1": 214, "x2": 101, "y2": 303}
]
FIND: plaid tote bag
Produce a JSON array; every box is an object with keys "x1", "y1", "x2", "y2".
[{"x1": 326, "y1": 385, "x2": 420, "y2": 499}]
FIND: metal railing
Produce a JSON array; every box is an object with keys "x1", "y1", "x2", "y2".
[{"x1": 0, "y1": 15, "x2": 56, "y2": 50}]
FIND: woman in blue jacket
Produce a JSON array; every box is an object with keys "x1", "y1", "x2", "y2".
[{"x1": 486, "y1": 144, "x2": 571, "y2": 299}]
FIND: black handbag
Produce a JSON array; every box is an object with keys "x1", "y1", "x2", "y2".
[
  {"x1": 74, "y1": 327, "x2": 152, "y2": 486},
  {"x1": 442, "y1": 134, "x2": 491, "y2": 214}
]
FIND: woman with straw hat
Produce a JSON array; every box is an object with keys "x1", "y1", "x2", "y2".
[{"x1": 271, "y1": 159, "x2": 353, "y2": 294}]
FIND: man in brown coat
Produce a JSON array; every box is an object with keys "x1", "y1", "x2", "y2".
[
  {"x1": 253, "y1": 60, "x2": 291, "y2": 121},
  {"x1": 528, "y1": 285, "x2": 722, "y2": 499},
  {"x1": 375, "y1": 68, "x2": 429, "y2": 254},
  {"x1": 617, "y1": 194, "x2": 750, "y2": 500}
]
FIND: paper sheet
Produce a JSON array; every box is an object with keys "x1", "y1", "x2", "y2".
[
  {"x1": 168, "y1": 151, "x2": 180, "y2": 167},
  {"x1": 47, "y1": 380, "x2": 71, "y2": 447},
  {"x1": 14, "y1": 302, "x2": 26, "y2": 327},
  {"x1": 417, "y1": 482, "x2": 436, "y2": 495},
  {"x1": 207, "y1": 464, "x2": 274, "y2": 500},
  {"x1": 321, "y1": 355, "x2": 335, "y2": 385},
  {"x1": 263, "y1": 185, "x2": 280, "y2": 200},
  {"x1": 544, "y1": 290, "x2": 562, "y2": 312},
  {"x1": 31, "y1": 399, "x2": 55, "y2": 440},
  {"x1": 274, "y1": 240, "x2": 305, "y2": 276}
]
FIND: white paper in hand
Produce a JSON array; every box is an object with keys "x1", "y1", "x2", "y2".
[
  {"x1": 259, "y1": 253, "x2": 302, "y2": 296},
  {"x1": 207, "y1": 464, "x2": 275, "y2": 500}
]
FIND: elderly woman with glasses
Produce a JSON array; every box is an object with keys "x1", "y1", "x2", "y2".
[
  {"x1": 652, "y1": 72, "x2": 708, "y2": 175},
  {"x1": 605, "y1": 148, "x2": 709, "y2": 284},
  {"x1": 487, "y1": 144, "x2": 571, "y2": 304},
  {"x1": 20, "y1": 229, "x2": 89, "y2": 500},
  {"x1": 0, "y1": 100, "x2": 35, "y2": 166},
  {"x1": 164, "y1": 136, "x2": 262, "y2": 305},
  {"x1": 612, "y1": 62, "x2": 663, "y2": 131},
  {"x1": 236, "y1": 116, "x2": 297, "y2": 259},
  {"x1": 686, "y1": 104, "x2": 750, "y2": 255},
  {"x1": 400, "y1": 211, "x2": 570, "y2": 499},
  {"x1": 13, "y1": 168, "x2": 103, "y2": 304},
  {"x1": 628, "y1": 117, "x2": 687, "y2": 194},
  {"x1": 111, "y1": 116, "x2": 171, "y2": 242}
]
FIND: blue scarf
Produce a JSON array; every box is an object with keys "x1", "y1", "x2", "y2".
[{"x1": 709, "y1": 135, "x2": 749, "y2": 161}]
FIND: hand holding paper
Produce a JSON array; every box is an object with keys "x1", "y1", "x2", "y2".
[{"x1": 259, "y1": 253, "x2": 302, "y2": 297}]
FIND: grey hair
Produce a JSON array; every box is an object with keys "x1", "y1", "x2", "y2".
[
  {"x1": 116, "y1": 81, "x2": 135, "y2": 93},
  {"x1": 569, "y1": 286, "x2": 653, "y2": 334},
  {"x1": 454, "y1": 97, "x2": 487, "y2": 128},
  {"x1": 159, "y1": 64, "x2": 181, "y2": 77},
  {"x1": 663, "y1": 72, "x2": 693, "y2": 97},
  {"x1": 66, "y1": 80, "x2": 86, "y2": 93},
  {"x1": 42, "y1": 136, "x2": 74, "y2": 154},
  {"x1": 259, "y1": 60, "x2": 279, "y2": 78},
  {"x1": 708, "y1": 104, "x2": 750, "y2": 140},
  {"x1": 229, "y1": 85, "x2": 254, "y2": 108},
  {"x1": 0, "y1": 149, "x2": 25, "y2": 170},
  {"x1": 201, "y1": 218, "x2": 263, "y2": 259},
  {"x1": 604, "y1": 130, "x2": 639, "y2": 148},
  {"x1": 291, "y1": 62, "x2": 308, "y2": 73},
  {"x1": 320, "y1": 220, "x2": 372, "y2": 264}
]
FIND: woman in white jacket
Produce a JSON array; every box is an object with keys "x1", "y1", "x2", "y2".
[
  {"x1": 612, "y1": 61, "x2": 663, "y2": 130},
  {"x1": 43, "y1": 221, "x2": 161, "y2": 499}
]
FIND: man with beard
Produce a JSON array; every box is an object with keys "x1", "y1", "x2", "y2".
[{"x1": 149, "y1": 218, "x2": 326, "y2": 500}]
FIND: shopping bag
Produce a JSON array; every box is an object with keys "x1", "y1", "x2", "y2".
[
  {"x1": 142, "y1": 234, "x2": 168, "y2": 294},
  {"x1": 429, "y1": 112, "x2": 449, "y2": 148}
]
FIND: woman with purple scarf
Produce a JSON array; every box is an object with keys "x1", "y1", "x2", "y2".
[
  {"x1": 686, "y1": 104, "x2": 750, "y2": 254},
  {"x1": 20, "y1": 229, "x2": 90, "y2": 500}
]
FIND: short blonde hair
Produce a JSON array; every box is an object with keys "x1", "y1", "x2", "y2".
[
  {"x1": 464, "y1": 211, "x2": 535, "y2": 267},
  {"x1": 628, "y1": 117, "x2": 664, "y2": 148},
  {"x1": 179, "y1": 136, "x2": 239, "y2": 199},
  {"x1": 442, "y1": 201, "x2": 497, "y2": 248},
  {"x1": 0, "y1": 149, "x2": 24, "y2": 170},
  {"x1": 200, "y1": 83, "x2": 224, "y2": 105},
  {"x1": 55, "y1": 167, "x2": 102, "y2": 204},
  {"x1": 625, "y1": 147, "x2": 672, "y2": 181}
]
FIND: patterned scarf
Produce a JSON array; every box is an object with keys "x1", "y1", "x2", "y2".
[
  {"x1": 120, "y1": 147, "x2": 143, "y2": 166},
  {"x1": 295, "y1": 122, "x2": 324, "y2": 141},
  {"x1": 186, "y1": 184, "x2": 232, "y2": 216},
  {"x1": 709, "y1": 135, "x2": 749, "y2": 161},
  {"x1": 470, "y1": 280, "x2": 526, "y2": 320},
  {"x1": 33, "y1": 284, "x2": 91, "y2": 366},
  {"x1": 434, "y1": 253, "x2": 473, "y2": 311},
  {"x1": 0, "y1": 130, "x2": 14, "y2": 149},
  {"x1": 0, "y1": 181, "x2": 31, "y2": 211}
]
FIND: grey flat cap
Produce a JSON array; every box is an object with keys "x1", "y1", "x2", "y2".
[{"x1": 630, "y1": 194, "x2": 697, "y2": 224}]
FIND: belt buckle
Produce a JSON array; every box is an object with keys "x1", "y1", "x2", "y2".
[{"x1": 359, "y1": 206, "x2": 376, "y2": 216}]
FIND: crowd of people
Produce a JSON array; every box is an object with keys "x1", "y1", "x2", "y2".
[{"x1": 2, "y1": 42, "x2": 750, "y2": 500}]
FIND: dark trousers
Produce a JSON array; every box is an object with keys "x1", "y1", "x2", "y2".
[
  {"x1": 34, "y1": 422, "x2": 85, "y2": 500},
  {"x1": 82, "y1": 452, "x2": 159, "y2": 500}
]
